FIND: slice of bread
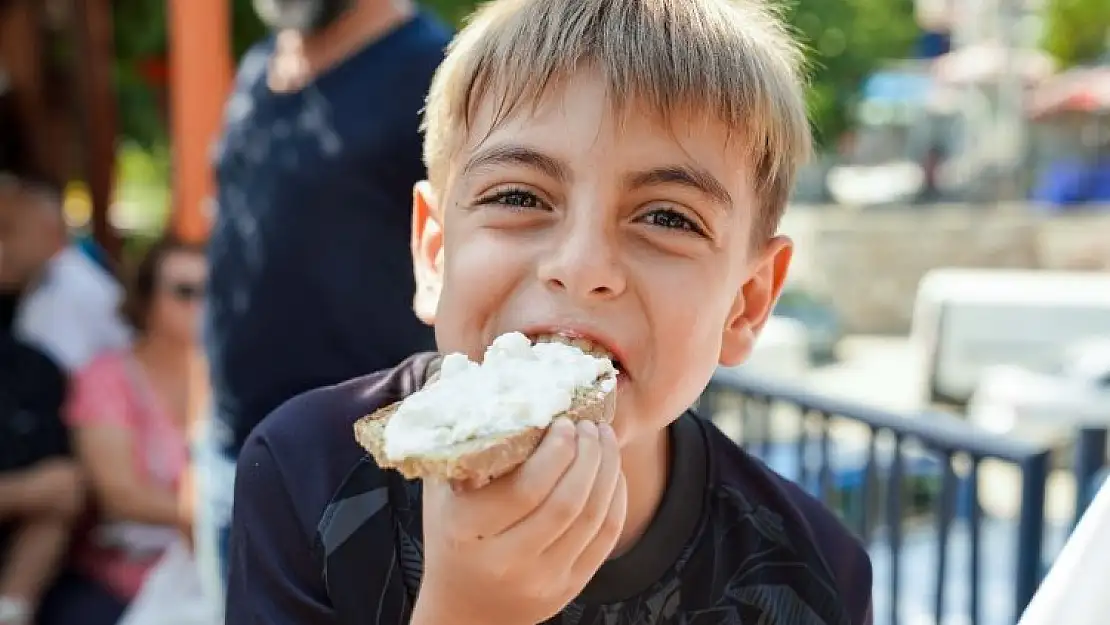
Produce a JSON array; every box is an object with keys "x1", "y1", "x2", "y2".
[{"x1": 354, "y1": 375, "x2": 616, "y2": 486}]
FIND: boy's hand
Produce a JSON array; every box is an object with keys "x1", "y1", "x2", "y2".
[{"x1": 415, "y1": 417, "x2": 627, "y2": 625}]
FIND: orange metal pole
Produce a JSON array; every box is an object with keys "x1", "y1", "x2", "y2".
[
  {"x1": 167, "y1": 0, "x2": 230, "y2": 504},
  {"x1": 167, "y1": 0, "x2": 232, "y2": 244}
]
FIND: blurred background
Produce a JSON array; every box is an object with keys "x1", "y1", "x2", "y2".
[{"x1": 1, "y1": 0, "x2": 1109, "y2": 624}]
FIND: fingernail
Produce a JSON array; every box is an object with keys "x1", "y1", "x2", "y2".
[{"x1": 551, "y1": 417, "x2": 574, "y2": 437}]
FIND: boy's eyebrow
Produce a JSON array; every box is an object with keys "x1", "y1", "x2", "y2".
[
  {"x1": 460, "y1": 143, "x2": 732, "y2": 209},
  {"x1": 461, "y1": 144, "x2": 570, "y2": 182},
  {"x1": 625, "y1": 166, "x2": 733, "y2": 209}
]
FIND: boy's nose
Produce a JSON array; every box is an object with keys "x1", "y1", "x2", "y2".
[{"x1": 537, "y1": 227, "x2": 626, "y2": 301}]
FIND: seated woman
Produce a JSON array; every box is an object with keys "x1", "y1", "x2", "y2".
[{"x1": 64, "y1": 237, "x2": 205, "y2": 611}]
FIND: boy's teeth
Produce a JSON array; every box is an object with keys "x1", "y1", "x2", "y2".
[{"x1": 533, "y1": 333, "x2": 614, "y2": 360}]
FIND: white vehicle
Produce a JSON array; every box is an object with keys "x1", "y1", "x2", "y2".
[
  {"x1": 967, "y1": 337, "x2": 1110, "y2": 446},
  {"x1": 911, "y1": 269, "x2": 1110, "y2": 404}
]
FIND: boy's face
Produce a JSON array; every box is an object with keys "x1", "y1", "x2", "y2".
[{"x1": 412, "y1": 70, "x2": 792, "y2": 447}]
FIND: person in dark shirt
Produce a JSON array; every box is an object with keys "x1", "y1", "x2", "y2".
[
  {"x1": 227, "y1": 1, "x2": 874, "y2": 623},
  {"x1": 0, "y1": 337, "x2": 86, "y2": 625},
  {"x1": 195, "y1": 0, "x2": 450, "y2": 609}
]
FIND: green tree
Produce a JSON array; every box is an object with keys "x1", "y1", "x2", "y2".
[
  {"x1": 113, "y1": 0, "x2": 268, "y2": 149},
  {"x1": 423, "y1": 0, "x2": 481, "y2": 25},
  {"x1": 785, "y1": 0, "x2": 919, "y2": 145},
  {"x1": 1041, "y1": 0, "x2": 1110, "y2": 68},
  {"x1": 112, "y1": 0, "x2": 168, "y2": 149}
]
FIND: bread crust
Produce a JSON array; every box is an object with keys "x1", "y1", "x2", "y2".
[{"x1": 354, "y1": 376, "x2": 616, "y2": 486}]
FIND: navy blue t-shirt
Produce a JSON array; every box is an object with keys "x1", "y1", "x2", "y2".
[
  {"x1": 205, "y1": 13, "x2": 450, "y2": 452},
  {"x1": 0, "y1": 336, "x2": 69, "y2": 472},
  {"x1": 227, "y1": 355, "x2": 874, "y2": 625}
]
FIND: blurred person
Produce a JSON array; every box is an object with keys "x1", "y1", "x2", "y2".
[
  {"x1": 918, "y1": 144, "x2": 946, "y2": 203},
  {"x1": 62, "y1": 238, "x2": 203, "y2": 614},
  {"x1": 0, "y1": 172, "x2": 130, "y2": 373},
  {"x1": 0, "y1": 335, "x2": 81, "y2": 625},
  {"x1": 196, "y1": 0, "x2": 450, "y2": 606}
]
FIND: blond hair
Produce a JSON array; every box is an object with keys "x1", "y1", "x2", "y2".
[{"x1": 422, "y1": 0, "x2": 811, "y2": 242}]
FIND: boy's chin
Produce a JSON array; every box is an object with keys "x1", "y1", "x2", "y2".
[{"x1": 609, "y1": 405, "x2": 668, "y2": 452}]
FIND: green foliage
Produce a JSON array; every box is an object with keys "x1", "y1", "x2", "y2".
[
  {"x1": 112, "y1": 0, "x2": 169, "y2": 149},
  {"x1": 785, "y1": 0, "x2": 919, "y2": 145},
  {"x1": 231, "y1": 0, "x2": 270, "y2": 60},
  {"x1": 112, "y1": 0, "x2": 268, "y2": 150},
  {"x1": 1041, "y1": 0, "x2": 1110, "y2": 68},
  {"x1": 114, "y1": 142, "x2": 173, "y2": 231},
  {"x1": 422, "y1": 0, "x2": 482, "y2": 26}
]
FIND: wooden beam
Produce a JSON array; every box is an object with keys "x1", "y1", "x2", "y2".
[
  {"x1": 0, "y1": 0, "x2": 57, "y2": 182},
  {"x1": 168, "y1": 0, "x2": 232, "y2": 244},
  {"x1": 72, "y1": 0, "x2": 121, "y2": 262}
]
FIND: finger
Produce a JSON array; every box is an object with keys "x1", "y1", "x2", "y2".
[
  {"x1": 537, "y1": 421, "x2": 622, "y2": 558},
  {"x1": 448, "y1": 417, "x2": 578, "y2": 538},
  {"x1": 449, "y1": 475, "x2": 489, "y2": 492},
  {"x1": 569, "y1": 468, "x2": 626, "y2": 581},
  {"x1": 501, "y1": 419, "x2": 603, "y2": 553}
]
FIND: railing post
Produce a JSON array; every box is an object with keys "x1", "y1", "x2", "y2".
[
  {"x1": 1073, "y1": 427, "x2": 1108, "y2": 528},
  {"x1": 1014, "y1": 450, "x2": 1050, "y2": 620}
]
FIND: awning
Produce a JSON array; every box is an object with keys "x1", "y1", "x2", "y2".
[
  {"x1": 933, "y1": 42, "x2": 1056, "y2": 86},
  {"x1": 1029, "y1": 66, "x2": 1110, "y2": 119},
  {"x1": 862, "y1": 71, "x2": 935, "y2": 104}
]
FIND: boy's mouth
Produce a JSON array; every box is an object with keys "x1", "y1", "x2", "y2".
[{"x1": 531, "y1": 332, "x2": 625, "y2": 376}]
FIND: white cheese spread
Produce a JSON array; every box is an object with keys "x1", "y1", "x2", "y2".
[{"x1": 382, "y1": 332, "x2": 616, "y2": 460}]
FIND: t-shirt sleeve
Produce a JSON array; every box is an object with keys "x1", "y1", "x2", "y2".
[
  {"x1": 772, "y1": 468, "x2": 874, "y2": 625},
  {"x1": 226, "y1": 432, "x2": 336, "y2": 624},
  {"x1": 65, "y1": 355, "x2": 132, "y2": 429},
  {"x1": 848, "y1": 546, "x2": 874, "y2": 625},
  {"x1": 811, "y1": 507, "x2": 874, "y2": 625}
]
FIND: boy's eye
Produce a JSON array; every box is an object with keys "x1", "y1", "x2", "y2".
[
  {"x1": 482, "y1": 188, "x2": 545, "y2": 209},
  {"x1": 640, "y1": 208, "x2": 705, "y2": 235}
]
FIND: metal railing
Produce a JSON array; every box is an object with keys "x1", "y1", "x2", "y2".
[
  {"x1": 699, "y1": 369, "x2": 1054, "y2": 625},
  {"x1": 1072, "y1": 427, "x2": 1108, "y2": 525}
]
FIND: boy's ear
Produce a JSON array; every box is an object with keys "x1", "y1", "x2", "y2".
[
  {"x1": 718, "y1": 236, "x2": 793, "y2": 367},
  {"x1": 412, "y1": 181, "x2": 444, "y2": 326}
]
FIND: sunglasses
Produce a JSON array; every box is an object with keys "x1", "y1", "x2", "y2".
[{"x1": 165, "y1": 282, "x2": 205, "y2": 302}]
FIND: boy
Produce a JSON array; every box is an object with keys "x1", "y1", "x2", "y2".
[{"x1": 226, "y1": 0, "x2": 874, "y2": 623}]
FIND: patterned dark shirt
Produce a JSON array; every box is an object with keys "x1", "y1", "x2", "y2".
[
  {"x1": 227, "y1": 354, "x2": 873, "y2": 625},
  {"x1": 205, "y1": 12, "x2": 448, "y2": 453}
]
